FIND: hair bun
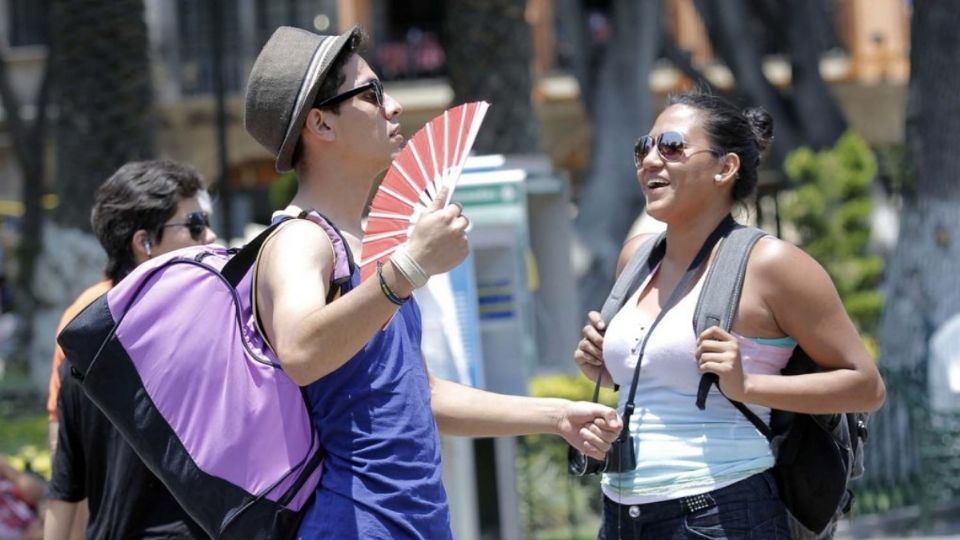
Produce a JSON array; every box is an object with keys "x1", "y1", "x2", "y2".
[{"x1": 743, "y1": 107, "x2": 774, "y2": 153}]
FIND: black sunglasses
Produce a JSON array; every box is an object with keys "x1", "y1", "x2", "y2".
[
  {"x1": 314, "y1": 79, "x2": 384, "y2": 110},
  {"x1": 634, "y1": 131, "x2": 720, "y2": 167},
  {"x1": 160, "y1": 211, "x2": 210, "y2": 241}
]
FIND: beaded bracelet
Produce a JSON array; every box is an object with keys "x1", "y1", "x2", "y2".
[{"x1": 377, "y1": 261, "x2": 410, "y2": 305}]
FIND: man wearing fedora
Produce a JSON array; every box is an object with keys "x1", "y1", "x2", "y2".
[{"x1": 245, "y1": 26, "x2": 622, "y2": 539}]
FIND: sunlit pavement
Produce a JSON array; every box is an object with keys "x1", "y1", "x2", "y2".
[{"x1": 835, "y1": 506, "x2": 960, "y2": 539}]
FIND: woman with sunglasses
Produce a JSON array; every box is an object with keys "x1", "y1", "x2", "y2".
[{"x1": 574, "y1": 92, "x2": 885, "y2": 539}]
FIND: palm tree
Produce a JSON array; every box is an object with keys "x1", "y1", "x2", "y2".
[
  {"x1": 444, "y1": 0, "x2": 541, "y2": 154},
  {"x1": 0, "y1": 36, "x2": 52, "y2": 373},
  {"x1": 50, "y1": 0, "x2": 155, "y2": 230},
  {"x1": 26, "y1": 0, "x2": 155, "y2": 388}
]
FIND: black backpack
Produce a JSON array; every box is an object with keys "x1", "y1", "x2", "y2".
[
  {"x1": 693, "y1": 225, "x2": 868, "y2": 535},
  {"x1": 610, "y1": 224, "x2": 868, "y2": 535}
]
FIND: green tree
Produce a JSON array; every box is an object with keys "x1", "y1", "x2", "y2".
[{"x1": 781, "y1": 132, "x2": 884, "y2": 335}]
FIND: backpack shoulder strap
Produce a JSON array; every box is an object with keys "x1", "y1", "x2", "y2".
[
  {"x1": 222, "y1": 220, "x2": 287, "y2": 288},
  {"x1": 583, "y1": 232, "x2": 665, "y2": 402},
  {"x1": 241, "y1": 210, "x2": 353, "y2": 359},
  {"x1": 299, "y1": 210, "x2": 354, "y2": 295},
  {"x1": 222, "y1": 210, "x2": 352, "y2": 290},
  {"x1": 599, "y1": 232, "x2": 666, "y2": 324},
  {"x1": 692, "y1": 225, "x2": 767, "y2": 334},
  {"x1": 692, "y1": 226, "x2": 774, "y2": 439}
]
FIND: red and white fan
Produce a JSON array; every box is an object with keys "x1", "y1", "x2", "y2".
[{"x1": 360, "y1": 101, "x2": 490, "y2": 281}]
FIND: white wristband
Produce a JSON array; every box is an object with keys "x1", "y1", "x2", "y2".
[{"x1": 390, "y1": 246, "x2": 430, "y2": 289}]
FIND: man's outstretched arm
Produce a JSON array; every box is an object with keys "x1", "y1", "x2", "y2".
[{"x1": 429, "y1": 374, "x2": 622, "y2": 460}]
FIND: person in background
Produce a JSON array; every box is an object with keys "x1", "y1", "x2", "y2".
[
  {"x1": 574, "y1": 92, "x2": 885, "y2": 539},
  {"x1": 0, "y1": 456, "x2": 45, "y2": 540},
  {"x1": 45, "y1": 160, "x2": 216, "y2": 540}
]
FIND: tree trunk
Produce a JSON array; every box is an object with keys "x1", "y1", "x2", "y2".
[
  {"x1": 568, "y1": 0, "x2": 661, "y2": 312},
  {"x1": 554, "y1": 0, "x2": 593, "y2": 112},
  {"x1": 0, "y1": 47, "x2": 51, "y2": 373},
  {"x1": 782, "y1": 0, "x2": 847, "y2": 149},
  {"x1": 444, "y1": 0, "x2": 540, "y2": 154},
  {"x1": 869, "y1": 0, "x2": 960, "y2": 495},
  {"x1": 659, "y1": 34, "x2": 719, "y2": 95},
  {"x1": 693, "y1": 0, "x2": 801, "y2": 163}
]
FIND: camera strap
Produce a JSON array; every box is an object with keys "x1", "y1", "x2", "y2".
[{"x1": 614, "y1": 214, "x2": 735, "y2": 433}]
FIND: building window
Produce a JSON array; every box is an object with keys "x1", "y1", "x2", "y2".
[
  {"x1": 176, "y1": 0, "x2": 243, "y2": 96},
  {"x1": 254, "y1": 0, "x2": 334, "y2": 49},
  {"x1": 373, "y1": 0, "x2": 447, "y2": 81},
  {"x1": 8, "y1": 0, "x2": 49, "y2": 47}
]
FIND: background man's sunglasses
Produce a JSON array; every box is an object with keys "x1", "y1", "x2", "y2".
[
  {"x1": 634, "y1": 131, "x2": 719, "y2": 166},
  {"x1": 161, "y1": 212, "x2": 210, "y2": 241},
  {"x1": 315, "y1": 79, "x2": 384, "y2": 109}
]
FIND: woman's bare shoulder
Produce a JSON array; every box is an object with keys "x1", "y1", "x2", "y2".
[{"x1": 747, "y1": 235, "x2": 835, "y2": 299}]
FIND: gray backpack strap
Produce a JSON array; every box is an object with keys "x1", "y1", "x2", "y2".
[
  {"x1": 585, "y1": 232, "x2": 665, "y2": 401},
  {"x1": 692, "y1": 225, "x2": 771, "y2": 437},
  {"x1": 599, "y1": 232, "x2": 666, "y2": 324},
  {"x1": 692, "y1": 226, "x2": 767, "y2": 333},
  {"x1": 692, "y1": 226, "x2": 766, "y2": 402}
]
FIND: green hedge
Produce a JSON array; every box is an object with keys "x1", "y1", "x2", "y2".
[
  {"x1": 781, "y1": 131, "x2": 885, "y2": 336},
  {"x1": 519, "y1": 373, "x2": 615, "y2": 537}
]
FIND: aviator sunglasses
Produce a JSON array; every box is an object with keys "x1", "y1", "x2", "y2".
[
  {"x1": 634, "y1": 131, "x2": 720, "y2": 167},
  {"x1": 314, "y1": 79, "x2": 384, "y2": 109},
  {"x1": 160, "y1": 211, "x2": 210, "y2": 241}
]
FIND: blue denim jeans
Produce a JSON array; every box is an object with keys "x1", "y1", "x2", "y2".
[{"x1": 598, "y1": 471, "x2": 791, "y2": 539}]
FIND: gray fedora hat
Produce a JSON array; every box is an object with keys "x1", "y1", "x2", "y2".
[{"x1": 244, "y1": 25, "x2": 360, "y2": 172}]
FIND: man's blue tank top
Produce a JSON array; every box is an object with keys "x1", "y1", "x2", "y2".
[{"x1": 297, "y1": 267, "x2": 452, "y2": 539}]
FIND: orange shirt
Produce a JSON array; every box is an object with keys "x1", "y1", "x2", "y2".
[{"x1": 47, "y1": 280, "x2": 113, "y2": 422}]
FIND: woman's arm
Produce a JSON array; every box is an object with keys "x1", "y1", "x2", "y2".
[{"x1": 699, "y1": 237, "x2": 885, "y2": 414}]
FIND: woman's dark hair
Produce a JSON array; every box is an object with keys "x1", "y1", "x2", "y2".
[
  {"x1": 667, "y1": 92, "x2": 774, "y2": 203},
  {"x1": 291, "y1": 30, "x2": 366, "y2": 170},
  {"x1": 91, "y1": 160, "x2": 204, "y2": 283}
]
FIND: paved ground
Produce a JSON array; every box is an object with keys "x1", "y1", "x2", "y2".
[{"x1": 834, "y1": 504, "x2": 960, "y2": 539}]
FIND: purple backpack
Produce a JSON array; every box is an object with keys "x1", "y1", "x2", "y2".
[{"x1": 57, "y1": 211, "x2": 351, "y2": 539}]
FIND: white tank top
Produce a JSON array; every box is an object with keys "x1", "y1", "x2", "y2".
[{"x1": 600, "y1": 265, "x2": 795, "y2": 504}]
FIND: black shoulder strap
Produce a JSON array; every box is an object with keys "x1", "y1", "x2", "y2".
[
  {"x1": 220, "y1": 210, "x2": 351, "y2": 290},
  {"x1": 599, "y1": 232, "x2": 666, "y2": 324},
  {"x1": 587, "y1": 216, "x2": 735, "y2": 419},
  {"x1": 585, "y1": 233, "x2": 665, "y2": 402},
  {"x1": 221, "y1": 218, "x2": 293, "y2": 288},
  {"x1": 692, "y1": 226, "x2": 766, "y2": 339},
  {"x1": 692, "y1": 226, "x2": 774, "y2": 439}
]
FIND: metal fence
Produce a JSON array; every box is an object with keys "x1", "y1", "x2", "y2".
[{"x1": 854, "y1": 363, "x2": 960, "y2": 524}]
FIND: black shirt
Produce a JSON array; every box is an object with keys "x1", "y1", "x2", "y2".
[{"x1": 49, "y1": 360, "x2": 208, "y2": 539}]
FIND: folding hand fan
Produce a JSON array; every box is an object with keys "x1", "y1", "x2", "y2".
[{"x1": 360, "y1": 101, "x2": 490, "y2": 281}]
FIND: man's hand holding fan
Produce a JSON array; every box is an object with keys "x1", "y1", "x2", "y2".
[{"x1": 360, "y1": 101, "x2": 490, "y2": 287}]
